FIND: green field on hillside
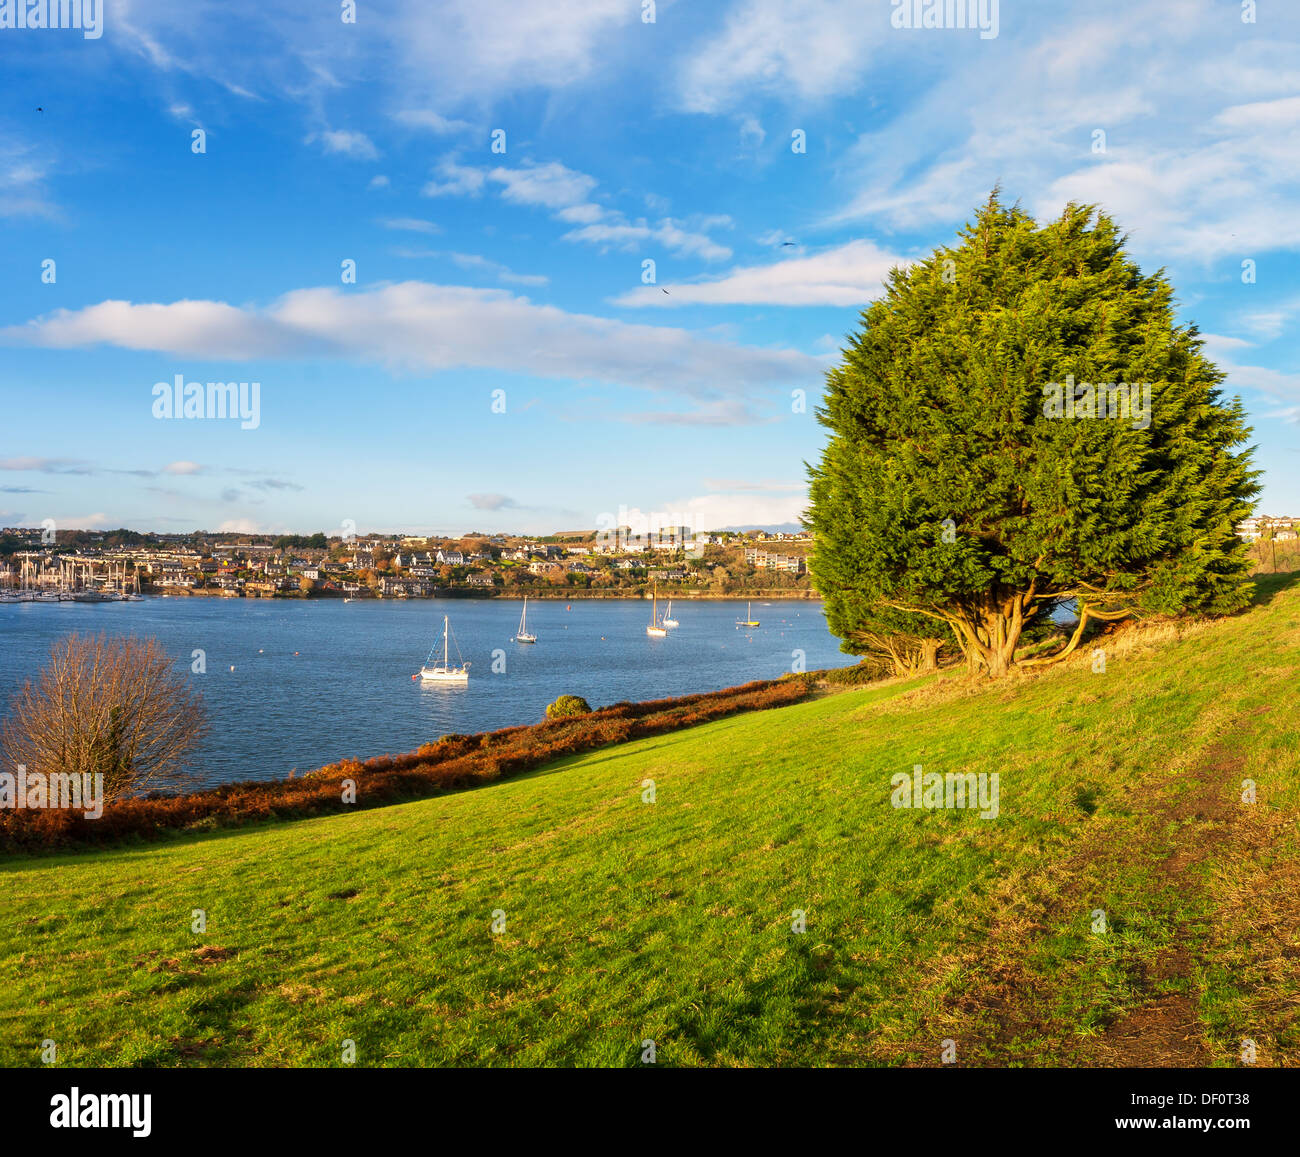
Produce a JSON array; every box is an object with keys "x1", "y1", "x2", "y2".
[{"x1": 2, "y1": 576, "x2": 1297, "y2": 1067}]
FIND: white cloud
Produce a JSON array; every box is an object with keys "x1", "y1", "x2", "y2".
[
  {"x1": 563, "y1": 218, "x2": 733, "y2": 262},
  {"x1": 58, "y1": 512, "x2": 111, "y2": 530},
  {"x1": 1200, "y1": 334, "x2": 1300, "y2": 405},
  {"x1": 305, "y1": 129, "x2": 380, "y2": 160},
  {"x1": 614, "y1": 399, "x2": 774, "y2": 426},
  {"x1": 489, "y1": 160, "x2": 598, "y2": 210},
  {"x1": 1232, "y1": 298, "x2": 1300, "y2": 342},
  {"x1": 388, "y1": 0, "x2": 636, "y2": 104},
  {"x1": 393, "y1": 109, "x2": 473, "y2": 134},
  {"x1": 1210, "y1": 94, "x2": 1300, "y2": 132},
  {"x1": 817, "y1": 1, "x2": 1300, "y2": 264},
  {"x1": 467, "y1": 493, "x2": 519, "y2": 511},
  {"x1": 378, "y1": 217, "x2": 440, "y2": 234},
  {"x1": 3, "y1": 282, "x2": 822, "y2": 398},
  {"x1": 162, "y1": 461, "x2": 204, "y2": 475},
  {"x1": 614, "y1": 239, "x2": 904, "y2": 306},
  {"x1": 119, "y1": 0, "x2": 640, "y2": 113},
  {"x1": 620, "y1": 491, "x2": 808, "y2": 533},
  {"x1": 421, "y1": 155, "x2": 487, "y2": 198},
  {"x1": 428, "y1": 155, "x2": 734, "y2": 261},
  {"x1": 2, "y1": 299, "x2": 294, "y2": 359},
  {"x1": 444, "y1": 253, "x2": 548, "y2": 287},
  {"x1": 0, "y1": 140, "x2": 53, "y2": 218},
  {"x1": 676, "y1": 0, "x2": 890, "y2": 113}
]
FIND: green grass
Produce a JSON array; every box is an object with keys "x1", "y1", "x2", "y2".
[{"x1": 2, "y1": 576, "x2": 1298, "y2": 1067}]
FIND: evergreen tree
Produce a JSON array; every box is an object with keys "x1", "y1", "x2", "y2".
[{"x1": 807, "y1": 192, "x2": 1258, "y2": 677}]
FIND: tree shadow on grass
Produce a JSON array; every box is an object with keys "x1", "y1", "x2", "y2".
[{"x1": 1247, "y1": 569, "x2": 1300, "y2": 607}]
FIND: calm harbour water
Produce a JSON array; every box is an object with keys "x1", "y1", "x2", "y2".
[{"x1": 0, "y1": 597, "x2": 856, "y2": 789}]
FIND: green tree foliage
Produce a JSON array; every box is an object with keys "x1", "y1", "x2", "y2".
[
  {"x1": 275, "y1": 532, "x2": 329, "y2": 550},
  {"x1": 808, "y1": 192, "x2": 1258, "y2": 677},
  {"x1": 546, "y1": 695, "x2": 592, "y2": 720},
  {"x1": 822, "y1": 592, "x2": 952, "y2": 676}
]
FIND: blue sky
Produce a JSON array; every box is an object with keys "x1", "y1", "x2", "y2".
[{"x1": 1, "y1": 0, "x2": 1297, "y2": 536}]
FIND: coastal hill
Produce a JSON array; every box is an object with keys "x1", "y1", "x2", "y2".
[{"x1": 1, "y1": 575, "x2": 1295, "y2": 1066}]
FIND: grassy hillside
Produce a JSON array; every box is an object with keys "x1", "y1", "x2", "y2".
[{"x1": 2, "y1": 576, "x2": 1297, "y2": 1067}]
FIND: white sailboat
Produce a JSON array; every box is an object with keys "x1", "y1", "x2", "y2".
[
  {"x1": 662, "y1": 598, "x2": 678, "y2": 628},
  {"x1": 416, "y1": 614, "x2": 470, "y2": 683},
  {"x1": 736, "y1": 601, "x2": 760, "y2": 628},
  {"x1": 514, "y1": 596, "x2": 537, "y2": 644},
  {"x1": 646, "y1": 584, "x2": 667, "y2": 637}
]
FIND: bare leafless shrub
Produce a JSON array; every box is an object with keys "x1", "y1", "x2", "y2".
[{"x1": 1, "y1": 633, "x2": 207, "y2": 802}]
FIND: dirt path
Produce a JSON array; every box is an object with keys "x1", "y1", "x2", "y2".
[
  {"x1": 1075, "y1": 733, "x2": 1248, "y2": 1066},
  {"x1": 919, "y1": 710, "x2": 1263, "y2": 1067}
]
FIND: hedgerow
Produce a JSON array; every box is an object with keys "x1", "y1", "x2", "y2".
[{"x1": 0, "y1": 677, "x2": 816, "y2": 853}]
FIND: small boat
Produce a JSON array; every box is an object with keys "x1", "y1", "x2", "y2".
[
  {"x1": 736, "y1": 601, "x2": 760, "y2": 628},
  {"x1": 514, "y1": 596, "x2": 537, "y2": 644},
  {"x1": 343, "y1": 597, "x2": 355, "y2": 603},
  {"x1": 647, "y1": 584, "x2": 667, "y2": 637},
  {"x1": 416, "y1": 614, "x2": 470, "y2": 683},
  {"x1": 662, "y1": 598, "x2": 678, "y2": 628}
]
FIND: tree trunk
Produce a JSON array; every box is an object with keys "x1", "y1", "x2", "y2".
[{"x1": 947, "y1": 594, "x2": 1025, "y2": 677}]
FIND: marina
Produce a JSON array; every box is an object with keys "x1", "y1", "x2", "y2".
[{"x1": 0, "y1": 596, "x2": 855, "y2": 789}]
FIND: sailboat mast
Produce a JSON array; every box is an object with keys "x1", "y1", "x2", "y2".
[{"x1": 444, "y1": 615, "x2": 449, "y2": 667}]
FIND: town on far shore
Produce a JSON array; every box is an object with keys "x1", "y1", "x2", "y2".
[
  {"x1": 2, "y1": 516, "x2": 1291, "y2": 603},
  {"x1": 0, "y1": 523, "x2": 819, "y2": 601}
]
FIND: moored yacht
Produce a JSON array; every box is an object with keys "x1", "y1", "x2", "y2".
[{"x1": 416, "y1": 614, "x2": 470, "y2": 683}]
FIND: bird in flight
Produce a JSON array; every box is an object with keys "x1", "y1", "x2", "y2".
[{"x1": 781, "y1": 240, "x2": 797, "y2": 247}]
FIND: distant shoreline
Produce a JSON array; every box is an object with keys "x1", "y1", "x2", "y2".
[{"x1": 152, "y1": 588, "x2": 823, "y2": 602}]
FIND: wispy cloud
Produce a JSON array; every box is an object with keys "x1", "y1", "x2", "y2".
[
  {"x1": 613, "y1": 399, "x2": 777, "y2": 426},
  {"x1": 421, "y1": 155, "x2": 488, "y2": 197},
  {"x1": 614, "y1": 239, "x2": 904, "y2": 306},
  {"x1": 467, "y1": 493, "x2": 519, "y2": 511},
  {"x1": 305, "y1": 129, "x2": 380, "y2": 161},
  {"x1": 490, "y1": 160, "x2": 598, "y2": 210},
  {"x1": 392, "y1": 109, "x2": 473, "y2": 134},
  {"x1": 2, "y1": 282, "x2": 822, "y2": 398},
  {"x1": 378, "y1": 216, "x2": 441, "y2": 234},
  {"x1": 0, "y1": 457, "x2": 94, "y2": 475},
  {"x1": 423, "y1": 154, "x2": 734, "y2": 260},
  {"x1": 676, "y1": 0, "x2": 892, "y2": 113},
  {"x1": 0, "y1": 139, "x2": 55, "y2": 218},
  {"x1": 441, "y1": 252, "x2": 548, "y2": 286}
]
